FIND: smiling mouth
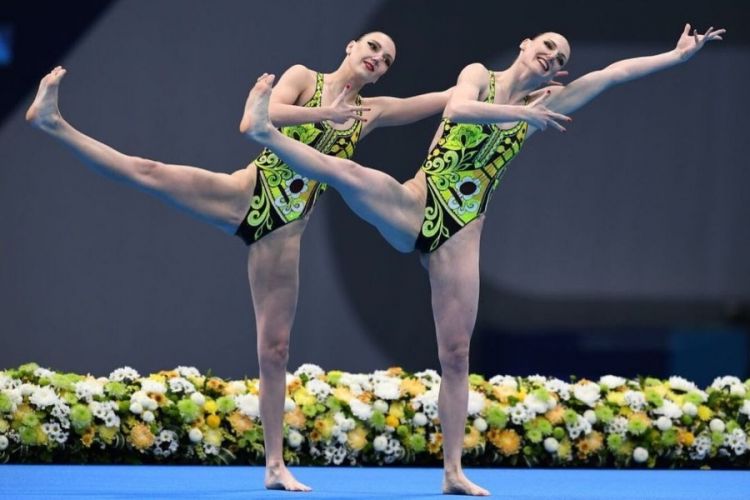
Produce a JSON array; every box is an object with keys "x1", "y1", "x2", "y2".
[
  {"x1": 364, "y1": 61, "x2": 375, "y2": 72},
  {"x1": 537, "y1": 57, "x2": 549, "y2": 72}
]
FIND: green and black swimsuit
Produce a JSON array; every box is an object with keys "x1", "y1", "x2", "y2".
[
  {"x1": 235, "y1": 72, "x2": 363, "y2": 245},
  {"x1": 415, "y1": 71, "x2": 528, "y2": 253}
]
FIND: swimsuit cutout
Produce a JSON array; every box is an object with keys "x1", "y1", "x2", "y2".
[
  {"x1": 415, "y1": 71, "x2": 528, "y2": 253},
  {"x1": 236, "y1": 72, "x2": 363, "y2": 244}
]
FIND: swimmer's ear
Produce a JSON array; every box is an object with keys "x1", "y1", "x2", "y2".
[
  {"x1": 345, "y1": 40, "x2": 356, "y2": 56},
  {"x1": 519, "y1": 38, "x2": 531, "y2": 51}
]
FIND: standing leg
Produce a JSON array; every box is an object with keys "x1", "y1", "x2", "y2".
[
  {"x1": 26, "y1": 67, "x2": 251, "y2": 232},
  {"x1": 247, "y1": 221, "x2": 310, "y2": 492},
  {"x1": 426, "y1": 219, "x2": 489, "y2": 496}
]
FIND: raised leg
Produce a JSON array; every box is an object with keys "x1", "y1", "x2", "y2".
[
  {"x1": 241, "y1": 74, "x2": 424, "y2": 252},
  {"x1": 26, "y1": 67, "x2": 251, "y2": 233},
  {"x1": 247, "y1": 222, "x2": 311, "y2": 492},
  {"x1": 426, "y1": 219, "x2": 489, "y2": 497}
]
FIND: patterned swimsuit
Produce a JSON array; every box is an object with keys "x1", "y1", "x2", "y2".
[
  {"x1": 235, "y1": 72, "x2": 363, "y2": 244},
  {"x1": 415, "y1": 71, "x2": 528, "y2": 253}
]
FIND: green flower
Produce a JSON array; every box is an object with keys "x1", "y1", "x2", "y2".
[
  {"x1": 216, "y1": 396, "x2": 236, "y2": 415},
  {"x1": 104, "y1": 381, "x2": 128, "y2": 399},
  {"x1": 70, "y1": 404, "x2": 93, "y2": 432},
  {"x1": 680, "y1": 414, "x2": 693, "y2": 426},
  {"x1": 643, "y1": 377, "x2": 662, "y2": 387},
  {"x1": 524, "y1": 417, "x2": 552, "y2": 436},
  {"x1": 396, "y1": 425, "x2": 410, "y2": 438},
  {"x1": 553, "y1": 427, "x2": 566, "y2": 440},
  {"x1": 469, "y1": 374, "x2": 485, "y2": 386},
  {"x1": 21, "y1": 413, "x2": 40, "y2": 428},
  {"x1": 50, "y1": 373, "x2": 82, "y2": 392},
  {"x1": 594, "y1": 406, "x2": 614, "y2": 424},
  {"x1": 628, "y1": 419, "x2": 648, "y2": 436},
  {"x1": 532, "y1": 388, "x2": 551, "y2": 403},
  {"x1": 711, "y1": 431, "x2": 724, "y2": 446},
  {"x1": 326, "y1": 371, "x2": 343, "y2": 386},
  {"x1": 684, "y1": 393, "x2": 704, "y2": 405},
  {"x1": 19, "y1": 426, "x2": 39, "y2": 445},
  {"x1": 408, "y1": 433, "x2": 426, "y2": 452},
  {"x1": 325, "y1": 397, "x2": 341, "y2": 413},
  {"x1": 18, "y1": 363, "x2": 40, "y2": 377},
  {"x1": 370, "y1": 411, "x2": 386, "y2": 430},
  {"x1": 661, "y1": 428, "x2": 678, "y2": 446},
  {"x1": 485, "y1": 405, "x2": 507, "y2": 429},
  {"x1": 0, "y1": 393, "x2": 12, "y2": 413},
  {"x1": 526, "y1": 428, "x2": 543, "y2": 444},
  {"x1": 645, "y1": 389, "x2": 663, "y2": 407},
  {"x1": 177, "y1": 399, "x2": 201, "y2": 423},
  {"x1": 607, "y1": 434, "x2": 623, "y2": 450},
  {"x1": 563, "y1": 409, "x2": 579, "y2": 426},
  {"x1": 726, "y1": 420, "x2": 739, "y2": 433},
  {"x1": 301, "y1": 404, "x2": 318, "y2": 418}
]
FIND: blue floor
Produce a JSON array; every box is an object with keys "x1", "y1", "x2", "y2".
[{"x1": 0, "y1": 466, "x2": 748, "y2": 499}]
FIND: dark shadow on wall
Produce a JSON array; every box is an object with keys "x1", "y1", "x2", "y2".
[{"x1": 329, "y1": 0, "x2": 750, "y2": 371}]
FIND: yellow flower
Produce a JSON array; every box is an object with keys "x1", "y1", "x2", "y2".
[
  {"x1": 545, "y1": 406, "x2": 565, "y2": 425},
  {"x1": 246, "y1": 380, "x2": 260, "y2": 395},
  {"x1": 388, "y1": 402, "x2": 405, "y2": 420},
  {"x1": 227, "y1": 412, "x2": 253, "y2": 435},
  {"x1": 206, "y1": 414, "x2": 221, "y2": 428},
  {"x1": 577, "y1": 431, "x2": 604, "y2": 459},
  {"x1": 284, "y1": 407, "x2": 307, "y2": 429},
  {"x1": 151, "y1": 393, "x2": 167, "y2": 407},
  {"x1": 385, "y1": 415, "x2": 400, "y2": 428},
  {"x1": 128, "y1": 423, "x2": 154, "y2": 450},
  {"x1": 286, "y1": 378, "x2": 302, "y2": 394},
  {"x1": 148, "y1": 374, "x2": 166, "y2": 384},
  {"x1": 206, "y1": 378, "x2": 227, "y2": 394},
  {"x1": 203, "y1": 400, "x2": 218, "y2": 414},
  {"x1": 309, "y1": 430, "x2": 322, "y2": 442},
  {"x1": 313, "y1": 417, "x2": 334, "y2": 439},
  {"x1": 488, "y1": 429, "x2": 520, "y2": 456},
  {"x1": 159, "y1": 370, "x2": 178, "y2": 379},
  {"x1": 204, "y1": 428, "x2": 223, "y2": 447},
  {"x1": 81, "y1": 427, "x2": 95, "y2": 448},
  {"x1": 400, "y1": 378, "x2": 426, "y2": 397},
  {"x1": 98, "y1": 426, "x2": 118, "y2": 444},
  {"x1": 557, "y1": 439, "x2": 573, "y2": 460},
  {"x1": 697, "y1": 405, "x2": 713, "y2": 421},
  {"x1": 427, "y1": 432, "x2": 443, "y2": 456},
  {"x1": 491, "y1": 385, "x2": 516, "y2": 403},
  {"x1": 332, "y1": 387, "x2": 353, "y2": 403},
  {"x1": 607, "y1": 392, "x2": 626, "y2": 406},
  {"x1": 357, "y1": 392, "x2": 374, "y2": 404},
  {"x1": 0, "y1": 418, "x2": 9, "y2": 433},
  {"x1": 671, "y1": 394, "x2": 685, "y2": 406},
  {"x1": 292, "y1": 388, "x2": 316, "y2": 407},
  {"x1": 652, "y1": 385, "x2": 668, "y2": 397},
  {"x1": 386, "y1": 367, "x2": 405, "y2": 377},
  {"x1": 678, "y1": 429, "x2": 695, "y2": 446},
  {"x1": 347, "y1": 427, "x2": 368, "y2": 451},
  {"x1": 463, "y1": 427, "x2": 482, "y2": 450}
]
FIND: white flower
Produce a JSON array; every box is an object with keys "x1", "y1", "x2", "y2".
[
  {"x1": 190, "y1": 392, "x2": 206, "y2": 406},
  {"x1": 624, "y1": 391, "x2": 647, "y2": 411},
  {"x1": 129, "y1": 402, "x2": 144, "y2": 415},
  {"x1": 226, "y1": 381, "x2": 247, "y2": 395},
  {"x1": 109, "y1": 367, "x2": 140, "y2": 383},
  {"x1": 543, "y1": 437, "x2": 559, "y2": 453},
  {"x1": 606, "y1": 416, "x2": 629, "y2": 436},
  {"x1": 348, "y1": 399, "x2": 372, "y2": 421},
  {"x1": 0, "y1": 374, "x2": 13, "y2": 390},
  {"x1": 74, "y1": 380, "x2": 104, "y2": 403},
  {"x1": 168, "y1": 377, "x2": 195, "y2": 394},
  {"x1": 509, "y1": 404, "x2": 533, "y2": 425},
  {"x1": 202, "y1": 443, "x2": 219, "y2": 456},
  {"x1": 373, "y1": 435, "x2": 388, "y2": 452},
  {"x1": 142, "y1": 411, "x2": 155, "y2": 423},
  {"x1": 573, "y1": 381, "x2": 600, "y2": 407},
  {"x1": 413, "y1": 413, "x2": 428, "y2": 427},
  {"x1": 669, "y1": 376, "x2": 698, "y2": 393},
  {"x1": 583, "y1": 410, "x2": 597, "y2": 424},
  {"x1": 467, "y1": 391, "x2": 486, "y2": 416},
  {"x1": 415, "y1": 369, "x2": 441, "y2": 386},
  {"x1": 711, "y1": 376, "x2": 742, "y2": 391},
  {"x1": 633, "y1": 447, "x2": 649, "y2": 463},
  {"x1": 566, "y1": 414, "x2": 592, "y2": 439},
  {"x1": 34, "y1": 367, "x2": 55, "y2": 379},
  {"x1": 373, "y1": 380, "x2": 400, "y2": 401},
  {"x1": 306, "y1": 379, "x2": 332, "y2": 402},
  {"x1": 653, "y1": 400, "x2": 683, "y2": 419},
  {"x1": 528, "y1": 375, "x2": 547, "y2": 385},
  {"x1": 153, "y1": 430, "x2": 179, "y2": 457},
  {"x1": 730, "y1": 385, "x2": 746, "y2": 397},
  {"x1": 287, "y1": 430, "x2": 303, "y2": 448},
  {"x1": 19, "y1": 383, "x2": 35, "y2": 396},
  {"x1": 682, "y1": 402, "x2": 698, "y2": 416},
  {"x1": 523, "y1": 394, "x2": 548, "y2": 415},
  {"x1": 599, "y1": 375, "x2": 626, "y2": 389},
  {"x1": 284, "y1": 398, "x2": 296, "y2": 412},
  {"x1": 473, "y1": 417, "x2": 488, "y2": 433},
  {"x1": 373, "y1": 400, "x2": 389, "y2": 414},
  {"x1": 30, "y1": 386, "x2": 59, "y2": 409},
  {"x1": 0, "y1": 435, "x2": 8, "y2": 450},
  {"x1": 235, "y1": 394, "x2": 260, "y2": 418},
  {"x1": 175, "y1": 366, "x2": 201, "y2": 378},
  {"x1": 740, "y1": 400, "x2": 750, "y2": 416},
  {"x1": 188, "y1": 428, "x2": 203, "y2": 443},
  {"x1": 294, "y1": 364, "x2": 324, "y2": 379},
  {"x1": 709, "y1": 419, "x2": 725, "y2": 433},
  {"x1": 655, "y1": 416, "x2": 673, "y2": 431},
  {"x1": 489, "y1": 375, "x2": 517, "y2": 390},
  {"x1": 544, "y1": 379, "x2": 571, "y2": 401},
  {"x1": 140, "y1": 379, "x2": 166, "y2": 394}
]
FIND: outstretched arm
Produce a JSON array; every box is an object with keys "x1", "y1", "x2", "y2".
[
  {"x1": 443, "y1": 63, "x2": 570, "y2": 131},
  {"x1": 261, "y1": 65, "x2": 368, "y2": 127},
  {"x1": 362, "y1": 89, "x2": 452, "y2": 132},
  {"x1": 547, "y1": 24, "x2": 725, "y2": 115}
]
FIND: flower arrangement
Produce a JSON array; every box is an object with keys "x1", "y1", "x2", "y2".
[{"x1": 1, "y1": 362, "x2": 748, "y2": 467}]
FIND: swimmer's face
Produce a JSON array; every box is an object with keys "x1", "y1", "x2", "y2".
[
  {"x1": 346, "y1": 32, "x2": 396, "y2": 83},
  {"x1": 521, "y1": 32, "x2": 570, "y2": 79}
]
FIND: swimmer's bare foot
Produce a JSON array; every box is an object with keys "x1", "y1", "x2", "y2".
[
  {"x1": 264, "y1": 462, "x2": 311, "y2": 492},
  {"x1": 26, "y1": 66, "x2": 67, "y2": 132},
  {"x1": 443, "y1": 471, "x2": 490, "y2": 496},
  {"x1": 239, "y1": 73, "x2": 275, "y2": 139}
]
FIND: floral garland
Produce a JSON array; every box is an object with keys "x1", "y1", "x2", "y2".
[{"x1": 1, "y1": 363, "x2": 748, "y2": 467}]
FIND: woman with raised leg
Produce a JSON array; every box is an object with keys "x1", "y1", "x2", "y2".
[
  {"x1": 26, "y1": 32, "x2": 452, "y2": 492},
  {"x1": 240, "y1": 24, "x2": 724, "y2": 495}
]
